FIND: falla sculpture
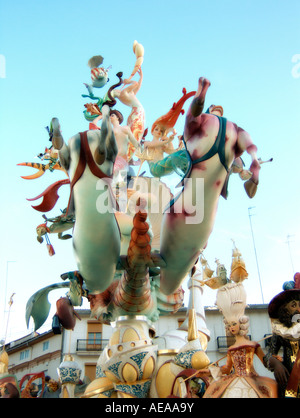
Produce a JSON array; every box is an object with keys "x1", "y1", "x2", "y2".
[
  {"x1": 198, "y1": 281, "x2": 278, "y2": 398},
  {"x1": 17, "y1": 40, "x2": 273, "y2": 398}
]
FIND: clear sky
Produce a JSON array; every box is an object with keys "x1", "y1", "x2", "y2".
[{"x1": 0, "y1": 0, "x2": 300, "y2": 343}]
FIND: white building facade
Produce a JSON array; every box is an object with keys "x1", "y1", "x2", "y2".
[{"x1": 5, "y1": 303, "x2": 275, "y2": 394}]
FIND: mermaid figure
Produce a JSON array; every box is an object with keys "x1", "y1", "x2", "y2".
[
  {"x1": 137, "y1": 88, "x2": 195, "y2": 178},
  {"x1": 143, "y1": 127, "x2": 188, "y2": 178}
]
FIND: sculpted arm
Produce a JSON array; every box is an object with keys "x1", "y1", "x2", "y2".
[
  {"x1": 236, "y1": 129, "x2": 260, "y2": 176},
  {"x1": 162, "y1": 129, "x2": 176, "y2": 154},
  {"x1": 236, "y1": 127, "x2": 261, "y2": 197},
  {"x1": 126, "y1": 126, "x2": 141, "y2": 149},
  {"x1": 144, "y1": 139, "x2": 166, "y2": 149},
  {"x1": 263, "y1": 335, "x2": 290, "y2": 388},
  {"x1": 144, "y1": 129, "x2": 175, "y2": 150},
  {"x1": 255, "y1": 344, "x2": 268, "y2": 364},
  {"x1": 220, "y1": 353, "x2": 233, "y2": 375},
  {"x1": 122, "y1": 68, "x2": 143, "y2": 95},
  {"x1": 199, "y1": 354, "x2": 233, "y2": 379},
  {"x1": 162, "y1": 141, "x2": 175, "y2": 155}
]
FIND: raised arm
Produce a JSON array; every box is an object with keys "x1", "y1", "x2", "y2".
[
  {"x1": 144, "y1": 133, "x2": 174, "y2": 150},
  {"x1": 122, "y1": 68, "x2": 143, "y2": 94},
  {"x1": 162, "y1": 129, "x2": 176, "y2": 154}
]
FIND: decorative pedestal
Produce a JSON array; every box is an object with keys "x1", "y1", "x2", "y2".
[
  {"x1": 57, "y1": 354, "x2": 82, "y2": 398},
  {"x1": 102, "y1": 315, "x2": 157, "y2": 398}
]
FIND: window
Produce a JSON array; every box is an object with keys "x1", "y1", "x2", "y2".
[
  {"x1": 43, "y1": 341, "x2": 49, "y2": 351},
  {"x1": 87, "y1": 322, "x2": 103, "y2": 349},
  {"x1": 88, "y1": 332, "x2": 102, "y2": 345},
  {"x1": 20, "y1": 349, "x2": 30, "y2": 361}
]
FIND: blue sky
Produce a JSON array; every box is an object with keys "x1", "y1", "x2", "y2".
[{"x1": 0, "y1": 0, "x2": 300, "y2": 342}]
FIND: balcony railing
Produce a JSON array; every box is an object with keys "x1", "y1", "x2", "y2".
[{"x1": 76, "y1": 339, "x2": 109, "y2": 353}]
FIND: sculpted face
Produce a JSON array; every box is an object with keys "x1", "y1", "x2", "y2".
[
  {"x1": 285, "y1": 299, "x2": 300, "y2": 316},
  {"x1": 110, "y1": 113, "x2": 118, "y2": 123},
  {"x1": 278, "y1": 296, "x2": 300, "y2": 327},
  {"x1": 209, "y1": 105, "x2": 224, "y2": 117},
  {"x1": 152, "y1": 125, "x2": 164, "y2": 139},
  {"x1": 228, "y1": 321, "x2": 240, "y2": 336}
]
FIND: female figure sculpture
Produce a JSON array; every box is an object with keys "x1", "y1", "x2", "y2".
[{"x1": 202, "y1": 283, "x2": 278, "y2": 398}]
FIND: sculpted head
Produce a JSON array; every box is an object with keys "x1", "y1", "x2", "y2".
[
  {"x1": 208, "y1": 105, "x2": 224, "y2": 117},
  {"x1": 268, "y1": 273, "x2": 300, "y2": 328},
  {"x1": 110, "y1": 109, "x2": 124, "y2": 124},
  {"x1": 151, "y1": 124, "x2": 166, "y2": 139}
]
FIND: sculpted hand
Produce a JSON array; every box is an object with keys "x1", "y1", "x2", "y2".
[
  {"x1": 269, "y1": 357, "x2": 290, "y2": 387},
  {"x1": 163, "y1": 129, "x2": 176, "y2": 143},
  {"x1": 123, "y1": 78, "x2": 131, "y2": 86}
]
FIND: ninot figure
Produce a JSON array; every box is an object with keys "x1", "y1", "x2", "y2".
[
  {"x1": 200, "y1": 282, "x2": 278, "y2": 398},
  {"x1": 264, "y1": 273, "x2": 300, "y2": 398}
]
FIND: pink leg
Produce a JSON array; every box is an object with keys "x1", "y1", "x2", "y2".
[{"x1": 190, "y1": 77, "x2": 211, "y2": 117}]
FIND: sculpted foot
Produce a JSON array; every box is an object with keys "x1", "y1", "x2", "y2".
[
  {"x1": 196, "y1": 77, "x2": 211, "y2": 98},
  {"x1": 51, "y1": 118, "x2": 64, "y2": 150},
  {"x1": 191, "y1": 77, "x2": 211, "y2": 117},
  {"x1": 244, "y1": 178, "x2": 258, "y2": 198}
]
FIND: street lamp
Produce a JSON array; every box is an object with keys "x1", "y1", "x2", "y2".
[{"x1": 248, "y1": 207, "x2": 264, "y2": 304}]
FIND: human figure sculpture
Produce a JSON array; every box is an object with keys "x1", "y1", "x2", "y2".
[
  {"x1": 264, "y1": 273, "x2": 300, "y2": 398},
  {"x1": 142, "y1": 126, "x2": 179, "y2": 176},
  {"x1": 136, "y1": 88, "x2": 195, "y2": 178},
  {"x1": 109, "y1": 109, "x2": 141, "y2": 174},
  {"x1": 159, "y1": 77, "x2": 261, "y2": 295},
  {"x1": 201, "y1": 282, "x2": 278, "y2": 398},
  {"x1": 112, "y1": 68, "x2": 145, "y2": 162}
]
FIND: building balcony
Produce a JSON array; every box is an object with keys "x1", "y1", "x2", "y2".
[{"x1": 76, "y1": 339, "x2": 109, "y2": 355}]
